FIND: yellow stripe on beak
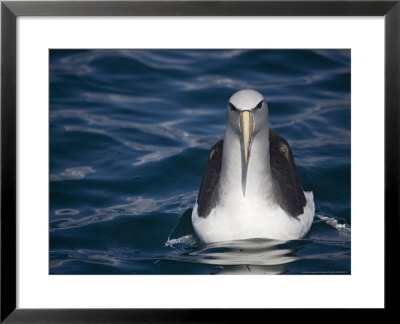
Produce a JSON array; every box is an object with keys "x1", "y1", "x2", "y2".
[{"x1": 239, "y1": 110, "x2": 255, "y2": 165}]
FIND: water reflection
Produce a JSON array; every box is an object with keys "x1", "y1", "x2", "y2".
[
  {"x1": 165, "y1": 211, "x2": 300, "y2": 274},
  {"x1": 51, "y1": 192, "x2": 197, "y2": 230},
  {"x1": 167, "y1": 237, "x2": 300, "y2": 275},
  {"x1": 50, "y1": 166, "x2": 95, "y2": 181}
]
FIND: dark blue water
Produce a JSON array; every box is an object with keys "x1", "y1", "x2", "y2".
[{"x1": 49, "y1": 49, "x2": 351, "y2": 275}]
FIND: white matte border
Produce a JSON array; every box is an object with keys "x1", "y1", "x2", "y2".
[{"x1": 17, "y1": 17, "x2": 384, "y2": 308}]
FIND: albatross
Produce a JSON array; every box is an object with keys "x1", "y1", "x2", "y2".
[{"x1": 192, "y1": 89, "x2": 315, "y2": 243}]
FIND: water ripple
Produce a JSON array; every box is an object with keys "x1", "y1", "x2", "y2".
[
  {"x1": 50, "y1": 49, "x2": 351, "y2": 274},
  {"x1": 50, "y1": 166, "x2": 95, "y2": 181},
  {"x1": 50, "y1": 191, "x2": 198, "y2": 230}
]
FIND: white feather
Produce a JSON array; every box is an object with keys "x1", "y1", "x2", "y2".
[{"x1": 192, "y1": 191, "x2": 314, "y2": 243}]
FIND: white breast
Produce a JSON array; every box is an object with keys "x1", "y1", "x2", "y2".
[{"x1": 192, "y1": 191, "x2": 315, "y2": 243}]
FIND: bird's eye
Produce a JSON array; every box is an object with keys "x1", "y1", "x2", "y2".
[
  {"x1": 229, "y1": 103, "x2": 238, "y2": 111},
  {"x1": 255, "y1": 101, "x2": 263, "y2": 110}
]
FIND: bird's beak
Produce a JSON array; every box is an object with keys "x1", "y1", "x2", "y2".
[
  {"x1": 239, "y1": 110, "x2": 255, "y2": 196},
  {"x1": 239, "y1": 110, "x2": 255, "y2": 166}
]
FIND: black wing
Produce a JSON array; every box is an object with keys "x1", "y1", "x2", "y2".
[
  {"x1": 269, "y1": 129, "x2": 307, "y2": 217},
  {"x1": 196, "y1": 140, "x2": 223, "y2": 218}
]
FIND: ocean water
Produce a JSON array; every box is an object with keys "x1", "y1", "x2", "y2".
[{"x1": 49, "y1": 49, "x2": 351, "y2": 275}]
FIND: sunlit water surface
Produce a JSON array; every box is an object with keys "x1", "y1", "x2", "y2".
[{"x1": 50, "y1": 49, "x2": 350, "y2": 274}]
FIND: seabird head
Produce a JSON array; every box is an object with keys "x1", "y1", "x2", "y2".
[{"x1": 226, "y1": 89, "x2": 269, "y2": 196}]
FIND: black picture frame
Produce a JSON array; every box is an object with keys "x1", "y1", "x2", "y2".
[{"x1": 1, "y1": 0, "x2": 398, "y2": 322}]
